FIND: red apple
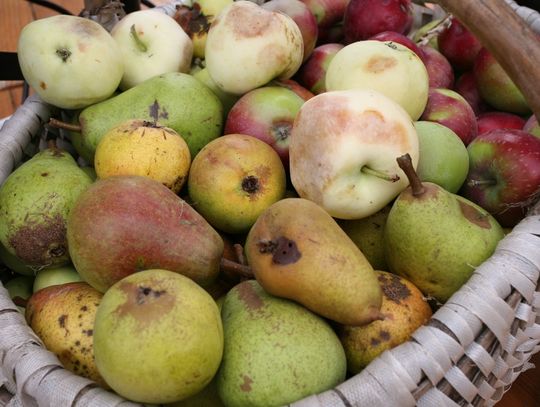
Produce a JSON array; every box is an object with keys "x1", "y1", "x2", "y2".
[
  {"x1": 300, "y1": 0, "x2": 349, "y2": 28},
  {"x1": 454, "y1": 71, "x2": 489, "y2": 116},
  {"x1": 343, "y1": 0, "x2": 413, "y2": 44},
  {"x1": 438, "y1": 17, "x2": 482, "y2": 72},
  {"x1": 224, "y1": 85, "x2": 306, "y2": 169},
  {"x1": 369, "y1": 31, "x2": 425, "y2": 60},
  {"x1": 477, "y1": 112, "x2": 526, "y2": 135},
  {"x1": 316, "y1": 22, "x2": 344, "y2": 45},
  {"x1": 262, "y1": 0, "x2": 319, "y2": 62},
  {"x1": 419, "y1": 45, "x2": 454, "y2": 89},
  {"x1": 461, "y1": 129, "x2": 540, "y2": 227},
  {"x1": 420, "y1": 88, "x2": 478, "y2": 145},
  {"x1": 524, "y1": 115, "x2": 540, "y2": 138},
  {"x1": 295, "y1": 42, "x2": 344, "y2": 94},
  {"x1": 270, "y1": 78, "x2": 315, "y2": 101},
  {"x1": 474, "y1": 47, "x2": 531, "y2": 115}
]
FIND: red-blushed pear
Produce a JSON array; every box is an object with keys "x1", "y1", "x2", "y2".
[
  {"x1": 205, "y1": 1, "x2": 303, "y2": 95},
  {"x1": 477, "y1": 112, "x2": 527, "y2": 136},
  {"x1": 343, "y1": 0, "x2": 413, "y2": 44},
  {"x1": 473, "y1": 47, "x2": 531, "y2": 115},
  {"x1": 419, "y1": 45, "x2": 454, "y2": 89},
  {"x1": 420, "y1": 88, "x2": 478, "y2": 146},
  {"x1": 300, "y1": 0, "x2": 349, "y2": 29},
  {"x1": 224, "y1": 86, "x2": 306, "y2": 169},
  {"x1": 296, "y1": 43, "x2": 344, "y2": 94},
  {"x1": 461, "y1": 129, "x2": 540, "y2": 228},
  {"x1": 454, "y1": 71, "x2": 489, "y2": 116},
  {"x1": 438, "y1": 17, "x2": 482, "y2": 72},
  {"x1": 262, "y1": 0, "x2": 318, "y2": 62},
  {"x1": 524, "y1": 115, "x2": 540, "y2": 138},
  {"x1": 289, "y1": 89, "x2": 419, "y2": 220},
  {"x1": 369, "y1": 31, "x2": 425, "y2": 60}
]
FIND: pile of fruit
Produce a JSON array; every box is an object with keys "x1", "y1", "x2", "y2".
[{"x1": 1, "y1": 0, "x2": 540, "y2": 405}]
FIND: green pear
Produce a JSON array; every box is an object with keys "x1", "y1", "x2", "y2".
[
  {"x1": 0, "y1": 242, "x2": 35, "y2": 276},
  {"x1": 384, "y1": 155, "x2": 505, "y2": 303},
  {"x1": 0, "y1": 146, "x2": 93, "y2": 269},
  {"x1": 217, "y1": 280, "x2": 346, "y2": 407},
  {"x1": 192, "y1": 67, "x2": 240, "y2": 118},
  {"x1": 244, "y1": 198, "x2": 383, "y2": 326},
  {"x1": 69, "y1": 72, "x2": 223, "y2": 163},
  {"x1": 33, "y1": 264, "x2": 82, "y2": 293},
  {"x1": 337, "y1": 205, "x2": 391, "y2": 271}
]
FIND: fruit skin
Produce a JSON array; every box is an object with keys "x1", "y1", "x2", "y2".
[
  {"x1": 25, "y1": 282, "x2": 107, "y2": 387},
  {"x1": 414, "y1": 121, "x2": 469, "y2": 193},
  {"x1": 300, "y1": 0, "x2": 349, "y2": 29},
  {"x1": 217, "y1": 279, "x2": 346, "y2": 407},
  {"x1": 245, "y1": 198, "x2": 383, "y2": 326},
  {"x1": 420, "y1": 88, "x2": 478, "y2": 146},
  {"x1": 473, "y1": 48, "x2": 530, "y2": 115},
  {"x1": 204, "y1": 1, "x2": 304, "y2": 95},
  {"x1": 0, "y1": 242, "x2": 35, "y2": 276},
  {"x1": 438, "y1": 17, "x2": 482, "y2": 72},
  {"x1": 67, "y1": 175, "x2": 224, "y2": 293},
  {"x1": 477, "y1": 112, "x2": 526, "y2": 136},
  {"x1": 188, "y1": 134, "x2": 286, "y2": 234},
  {"x1": 384, "y1": 182, "x2": 505, "y2": 303},
  {"x1": 191, "y1": 67, "x2": 240, "y2": 119},
  {"x1": 17, "y1": 15, "x2": 123, "y2": 109},
  {"x1": 343, "y1": 0, "x2": 413, "y2": 44},
  {"x1": 290, "y1": 89, "x2": 419, "y2": 220},
  {"x1": 5, "y1": 275, "x2": 34, "y2": 313},
  {"x1": 420, "y1": 45, "x2": 454, "y2": 89},
  {"x1": 93, "y1": 269, "x2": 223, "y2": 404},
  {"x1": 326, "y1": 40, "x2": 429, "y2": 120},
  {"x1": 524, "y1": 115, "x2": 540, "y2": 138},
  {"x1": 453, "y1": 70, "x2": 489, "y2": 116},
  {"x1": 111, "y1": 10, "x2": 193, "y2": 90},
  {"x1": 461, "y1": 129, "x2": 540, "y2": 228},
  {"x1": 71, "y1": 72, "x2": 223, "y2": 163},
  {"x1": 369, "y1": 31, "x2": 425, "y2": 61},
  {"x1": 296, "y1": 42, "x2": 344, "y2": 95},
  {"x1": 337, "y1": 271, "x2": 432, "y2": 374},
  {"x1": 33, "y1": 264, "x2": 82, "y2": 293},
  {"x1": 0, "y1": 148, "x2": 93, "y2": 269},
  {"x1": 94, "y1": 119, "x2": 191, "y2": 193}
]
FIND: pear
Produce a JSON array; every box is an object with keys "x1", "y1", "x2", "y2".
[
  {"x1": 0, "y1": 146, "x2": 93, "y2": 269},
  {"x1": 384, "y1": 154, "x2": 505, "y2": 303},
  {"x1": 25, "y1": 281, "x2": 107, "y2": 387},
  {"x1": 244, "y1": 198, "x2": 383, "y2": 326},
  {"x1": 68, "y1": 72, "x2": 223, "y2": 163},
  {"x1": 33, "y1": 264, "x2": 82, "y2": 293},
  {"x1": 217, "y1": 280, "x2": 346, "y2": 407},
  {"x1": 337, "y1": 271, "x2": 432, "y2": 374},
  {"x1": 5, "y1": 275, "x2": 34, "y2": 313}
]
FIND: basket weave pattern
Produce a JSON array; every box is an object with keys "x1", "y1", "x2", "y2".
[{"x1": 1, "y1": 1, "x2": 540, "y2": 406}]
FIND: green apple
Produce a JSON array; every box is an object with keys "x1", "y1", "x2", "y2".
[
  {"x1": 33, "y1": 265, "x2": 82, "y2": 293},
  {"x1": 111, "y1": 10, "x2": 193, "y2": 90},
  {"x1": 414, "y1": 121, "x2": 469, "y2": 193},
  {"x1": 17, "y1": 15, "x2": 123, "y2": 109}
]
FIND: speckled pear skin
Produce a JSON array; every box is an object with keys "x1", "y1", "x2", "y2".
[
  {"x1": 217, "y1": 280, "x2": 346, "y2": 407},
  {"x1": 244, "y1": 198, "x2": 383, "y2": 326},
  {"x1": 0, "y1": 147, "x2": 93, "y2": 269},
  {"x1": 384, "y1": 182, "x2": 505, "y2": 303},
  {"x1": 25, "y1": 282, "x2": 107, "y2": 387}
]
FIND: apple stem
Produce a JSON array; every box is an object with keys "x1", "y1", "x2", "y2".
[
  {"x1": 220, "y1": 257, "x2": 254, "y2": 279},
  {"x1": 47, "y1": 138, "x2": 58, "y2": 150},
  {"x1": 130, "y1": 24, "x2": 148, "y2": 53},
  {"x1": 396, "y1": 154, "x2": 425, "y2": 196},
  {"x1": 48, "y1": 118, "x2": 82, "y2": 133},
  {"x1": 467, "y1": 179, "x2": 497, "y2": 187},
  {"x1": 361, "y1": 166, "x2": 400, "y2": 182}
]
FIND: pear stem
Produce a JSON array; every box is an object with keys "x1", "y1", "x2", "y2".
[
  {"x1": 130, "y1": 24, "x2": 148, "y2": 53},
  {"x1": 47, "y1": 139, "x2": 58, "y2": 149},
  {"x1": 396, "y1": 154, "x2": 425, "y2": 196},
  {"x1": 220, "y1": 257, "x2": 253, "y2": 279},
  {"x1": 361, "y1": 166, "x2": 400, "y2": 182},
  {"x1": 233, "y1": 243, "x2": 247, "y2": 266},
  {"x1": 48, "y1": 118, "x2": 82, "y2": 133}
]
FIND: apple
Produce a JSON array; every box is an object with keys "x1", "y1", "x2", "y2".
[
  {"x1": 300, "y1": 0, "x2": 349, "y2": 28},
  {"x1": 524, "y1": 115, "x2": 540, "y2": 138},
  {"x1": 438, "y1": 17, "x2": 482, "y2": 72},
  {"x1": 270, "y1": 78, "x2": 315, "y2": 101},
  {"x1": 461, "y1": 129, "x2": 540, "y2": 227},
  {"x1": 474, "y1": 47, "x2": 531, "y2": 115},
  {"x1": 343, "y1": 0, "x2": 413, "y2": 44},
  {"x1": 420, "y1": 88, "x2": 478, "y2": 145},
  {"x1": 420, "y1": 45, "x2": 454, "y2": 89},
  {"x1": 262, "y1": 0, "x2": 319, "y2": 62},
  {"x1": 224, "y1": 86, "x2": 306, "y2": 169},
  {"x1": 454, "y1": 70, "x2": 489, "y2": 116},
  {"x1": 188, "y1": 134, "x2": 286, "y2": 234},
  {"x1": 111, "y1": 10, "x2": 193, "y2": 91},
  {"x1": 205, "y1": 1, "x2": 304, "y2": 95},
  {"x1": 326, "y1": 40, "x2": 429, "y2": 120},
  {"x1": 17, "y1": 15, "x2": 123, "y2": 109},
  {"x1": 317, "y1": 22, "x2": 345, "y2": 45},
  {"x1": 369, "y1": 31, "x2": 425, "y2": 60},
  {"x1": 414, "y1": 121, "x2": 469, "y2": 193},
  {"x1": 477, "y1": 112, "x2": 527, "y2": 135},
  {"x1": 289, "y1": 89, "x2": 419, "y2": 220},
  {"x1": 32, "y1": 264, "x2": 82, "y2": 293},
  {"x1": 295, "y1": 43, "x2": 344, "y2": 94}
]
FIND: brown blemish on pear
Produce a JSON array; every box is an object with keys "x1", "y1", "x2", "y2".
[
  {"x1": 236, "y1": 280, "x2": 264, "y2": 311},
  {"x1": 240, "y1": 375, "x2": 253, "y2": 392},
  {"x1": 365, "y1": 55, "x2": 398, "y2": 73},
  {"x1": 458, "y1": 200, "x2": 492, "y2": 229},
  {"x1": 379, "y1": 272, "x2": 411, "y2": 304}
]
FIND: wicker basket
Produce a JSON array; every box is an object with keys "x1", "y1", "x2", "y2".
[{"x1": 1, "y1": 1, "x2": 540, "y2": 406}]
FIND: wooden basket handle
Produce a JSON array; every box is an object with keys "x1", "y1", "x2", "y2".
[{"x1": 435, "y1": 0, "x2": 540, "y2": 120}]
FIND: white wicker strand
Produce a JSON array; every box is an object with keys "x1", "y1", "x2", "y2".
[{"x1": 464, "y1": 342, "x2": 496, "y2": 377}]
